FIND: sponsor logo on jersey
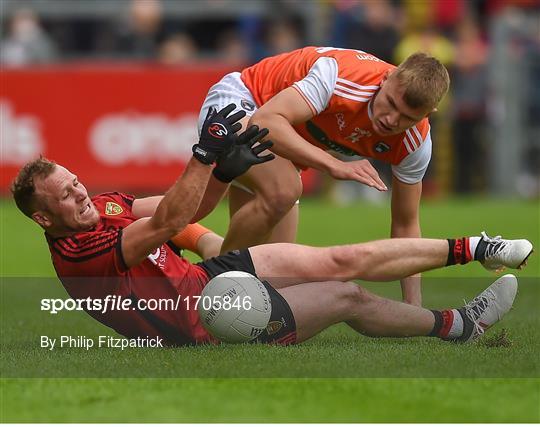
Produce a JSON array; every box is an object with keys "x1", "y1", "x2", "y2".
[
  {"x1": 374, "y1": 141, "x2": 390, "y2": 153},
  {"x1": 346, "y1": 128, "x2": 372, "y2": 143},
  {"x1": 335, "y1": 113, "x2": 346, "y2": 131},
  {"x1": 356, "y1": 53, "x2": 383, "y2": 62},
  {"x1": 266, "y1": 320, "x2": 283, "y2": 335},
  {"x1": 208, "y1": 122, "x2": 228, "y2": 138},
  {"x1": 241, "y1": 99, "x2": 255, "y2": 112},
  {"x1": 306, "y1": 121, "x2": 357, "y2": 157},
  {"x1": 147, "y1": 245, "x2": 168, "y2": 269},
  {"x1": 105, "y1": 201, "x2": 123, "y2": 215}
]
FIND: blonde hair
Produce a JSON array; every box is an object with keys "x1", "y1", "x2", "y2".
[{"x1": 393, "y1": 52, "x2": 450, "y2": 110}]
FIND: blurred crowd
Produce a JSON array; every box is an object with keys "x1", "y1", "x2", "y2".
[{"x1": 1, "y1": 0, "x2": 539, "y2": 196}]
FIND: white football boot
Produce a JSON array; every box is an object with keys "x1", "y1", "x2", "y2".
[
  {"x1": 458, "y1": 274, "x2": 518, "y2": 342},
  {"x1": 477, "y1": 232, "x2": 533, "y2": 272}
]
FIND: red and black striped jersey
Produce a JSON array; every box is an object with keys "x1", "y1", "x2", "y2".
[{"x1": 46, "y1": 192, "x2": 212, "y2": 346}]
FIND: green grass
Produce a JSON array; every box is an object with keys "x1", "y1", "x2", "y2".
[{"x1": 1, "y1": 197, "x2": 539, "y2": 422}]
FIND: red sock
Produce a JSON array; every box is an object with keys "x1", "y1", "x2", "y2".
[
  {"x1": 446, "y1": 237, "x2": 473, "y2": 265},
  {"x1": 429, "y1": 309, "x2": 464, "y2": 339}
]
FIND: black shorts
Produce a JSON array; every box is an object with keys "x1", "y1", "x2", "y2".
[{"x1": 197, "y1": 250, "x2": 297, "y2": 345}]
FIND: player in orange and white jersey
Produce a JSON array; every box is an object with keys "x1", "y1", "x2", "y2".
[{"x1": 197, "y1": 47, "x2": 450, "y2": 306}]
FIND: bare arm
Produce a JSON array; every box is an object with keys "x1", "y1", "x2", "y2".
[
  {"x1": 251, "y1": 87, "x2": 386, "y2": 191},
  {"x1": 196, "y1": 231, "x2": 224, "y2": 259},
  {"x1": 390, "y1": 175, "x2": 423, "y2": 306},
  {"x1": 132, "y1": 175, "x2": 228, "y2": 223},
  {"x1": 190, "y1": 177, "x2": 229, "y2": 223},
  {"x1": 250, "y1": 87, "x2": 339, "y2": 171},
  {"x1": 131, "y1": 196, "x2": 163, "y2": 219},
  {"x1": 121, "y1": 159, "x2": 212, "y2": 269}
]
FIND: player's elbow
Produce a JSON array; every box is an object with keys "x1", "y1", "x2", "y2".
[
  {"x1": 249, "y1": 110, "x2": 268, "y2": 129},
  {"x1": 249, "y1": 109, "x2": 285, "y2": 132},
  {"x1": 148, "y1": 215, "x2": 187, "y2": 241}
]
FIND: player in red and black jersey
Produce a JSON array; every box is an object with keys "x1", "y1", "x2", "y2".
[{"x1": 12, "y1": 105, "x2": 533, "y2": 346}]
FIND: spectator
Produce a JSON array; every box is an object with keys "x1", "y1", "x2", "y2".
[
  {"x1": 0, "y1": 8, "x2": 58, "y2": 66},
  {"x1": 329, "y1": 0, "x2": 402, "y2": 63},
  {"x1": 451, "y1": 17, "x2": 489, "y2": 193},
  {"x1": 394, "y1": 26, "x2": 454, "y2": 66},
  {"x1": 215, "y1": 30, "x2": 250, "y2": 67},
  {"x1": 433, "y1": 0, "x2": 467, "y2": 37},
  {"x1": 112, "y1": 0, "x2": 166, "y2": 60},
  {"x1": 393, "y1": 26, "x2": 454, "y2": 193},
  {"x1": 264, "y1": 20, "x2": 302, "y2": 56},
  {"x1": 158, "y1": 33, "x2": 198, "y2": 65}
]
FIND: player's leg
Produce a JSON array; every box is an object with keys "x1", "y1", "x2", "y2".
[
  {"x1": 268, "y1": 203, "x2": 299, "y2": 244},
  {"x1": 249, "y1": 234, "x2": 533, "y2": 288},
  {"x1": 251, "y1": 239, "x2": 448, "y2": 288},
  {"x1": 277, "y1": 281, "x2": 433, "y2": 342},
  {"x1": 279, "y1": 274, "x2": 518, "y2": 343},
  {"x1": 220, "y1": 155, "x2": 302, "y2": 253},
  {"x1": 197, "y1": 72, "x2": 302, "y2": 254},
  {"x1": 228, "y1": 186, "x2": 299, "y2": 245}
]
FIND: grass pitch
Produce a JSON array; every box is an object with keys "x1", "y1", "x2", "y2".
[{"x1": 1, "y1": 196, "x2": 539, "y2": 422}]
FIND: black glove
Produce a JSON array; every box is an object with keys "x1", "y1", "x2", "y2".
[
  {"x1": 212, "y1": 125, "x2": 275, "y2": 183},
  {"x1": 192, "y1": 104, "x2": 246, "y2": 165}
]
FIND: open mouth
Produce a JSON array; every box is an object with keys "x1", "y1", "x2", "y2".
[
  {"x1": 80, "y1": 203, "x2": 91, "y2": 215},
  {"x1": 378, "y1": 120, "x2": 392, "y2": 133}
]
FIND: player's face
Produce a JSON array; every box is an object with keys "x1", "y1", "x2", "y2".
[
  {"x1": 370, "y1": 73, "x2": 432, "y2": 136},
  {"x1": 33, "y1": 166, "x2": 100, "y2": 234}
]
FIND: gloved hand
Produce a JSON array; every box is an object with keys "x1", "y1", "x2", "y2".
[
  {"x1": 212, "y1": 125, "x2": 275, "y2": 183},
  {"x1": 192, "y1": 104, "x2": 246, "y2": 165}
]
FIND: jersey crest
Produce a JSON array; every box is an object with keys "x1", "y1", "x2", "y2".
[
  {"x1": 105, "y1": 201, "x2": 123, "y2": 216},
  {"x1": 374, "y1": 141, "x2": 391, "y2": 153}
]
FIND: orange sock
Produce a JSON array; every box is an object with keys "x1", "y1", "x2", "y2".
[{"x1": 171, "y1": 223, "x2": 212, "y2": 253}]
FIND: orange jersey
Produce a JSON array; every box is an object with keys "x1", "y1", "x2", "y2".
[{"x1": 241, "y1": 47, "x2": 432, "y2": 184}]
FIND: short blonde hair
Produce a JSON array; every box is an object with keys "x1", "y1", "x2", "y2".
[{"x1": 393, "y1": 52, "x2": 450, "y2": 110}]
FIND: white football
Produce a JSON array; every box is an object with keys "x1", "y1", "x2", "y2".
[{"x1": 198, "y1": 271, "x2": 272, "y2": 343}]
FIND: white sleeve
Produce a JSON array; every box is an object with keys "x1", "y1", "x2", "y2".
[
  {"x1": 391, "y1": 131, "x2": 432, "y2": 184},
  {"x1": 292, "y1": 57, "x2": 338, "y2": 114}
]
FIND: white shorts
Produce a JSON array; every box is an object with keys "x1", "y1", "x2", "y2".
[{"x1": 197, "y1": 72, "x2": 258, "y2": 134}]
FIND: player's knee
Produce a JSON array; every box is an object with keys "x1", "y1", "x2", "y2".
[
  {"x1": 259, "y1": 183, "x2": 302, "y2": 218},
  {"x1": 329, "y1": 244, "x2": 373, "y2": 276},
  {"x1": 349, "y1": 283, "x2": 374, "y2": 305},
  {"x1": 337, "y1": 282, "x2": 375, "y2": 313}
]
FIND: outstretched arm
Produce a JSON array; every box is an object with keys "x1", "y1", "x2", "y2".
[
  {"x1": 132, "y1": 177, "x2": 228, "y2": 223},
  {"x1": 132, "y1": 127, "x2": 273, "y2": 223},
  {"x1": 250, "y1": 87, "x2": 335, "y2": 171},
  {"x1": 121, "y1": 104, "x2": 246, "y2": 269},
  {"x1": 122, "y1": 159, "x2": 213, "y2": 269},
  {"x1": 251, "y1": 87, "x2": 386, "y2": 191}
]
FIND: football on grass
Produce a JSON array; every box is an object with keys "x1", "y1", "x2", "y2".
[{"x1": 198, "y1": 271, "x2": 272, "y2": 343}]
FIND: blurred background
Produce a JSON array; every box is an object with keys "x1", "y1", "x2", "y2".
[{"x1": 1, "y1": 0, "x2": 539, "y2": 201}]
